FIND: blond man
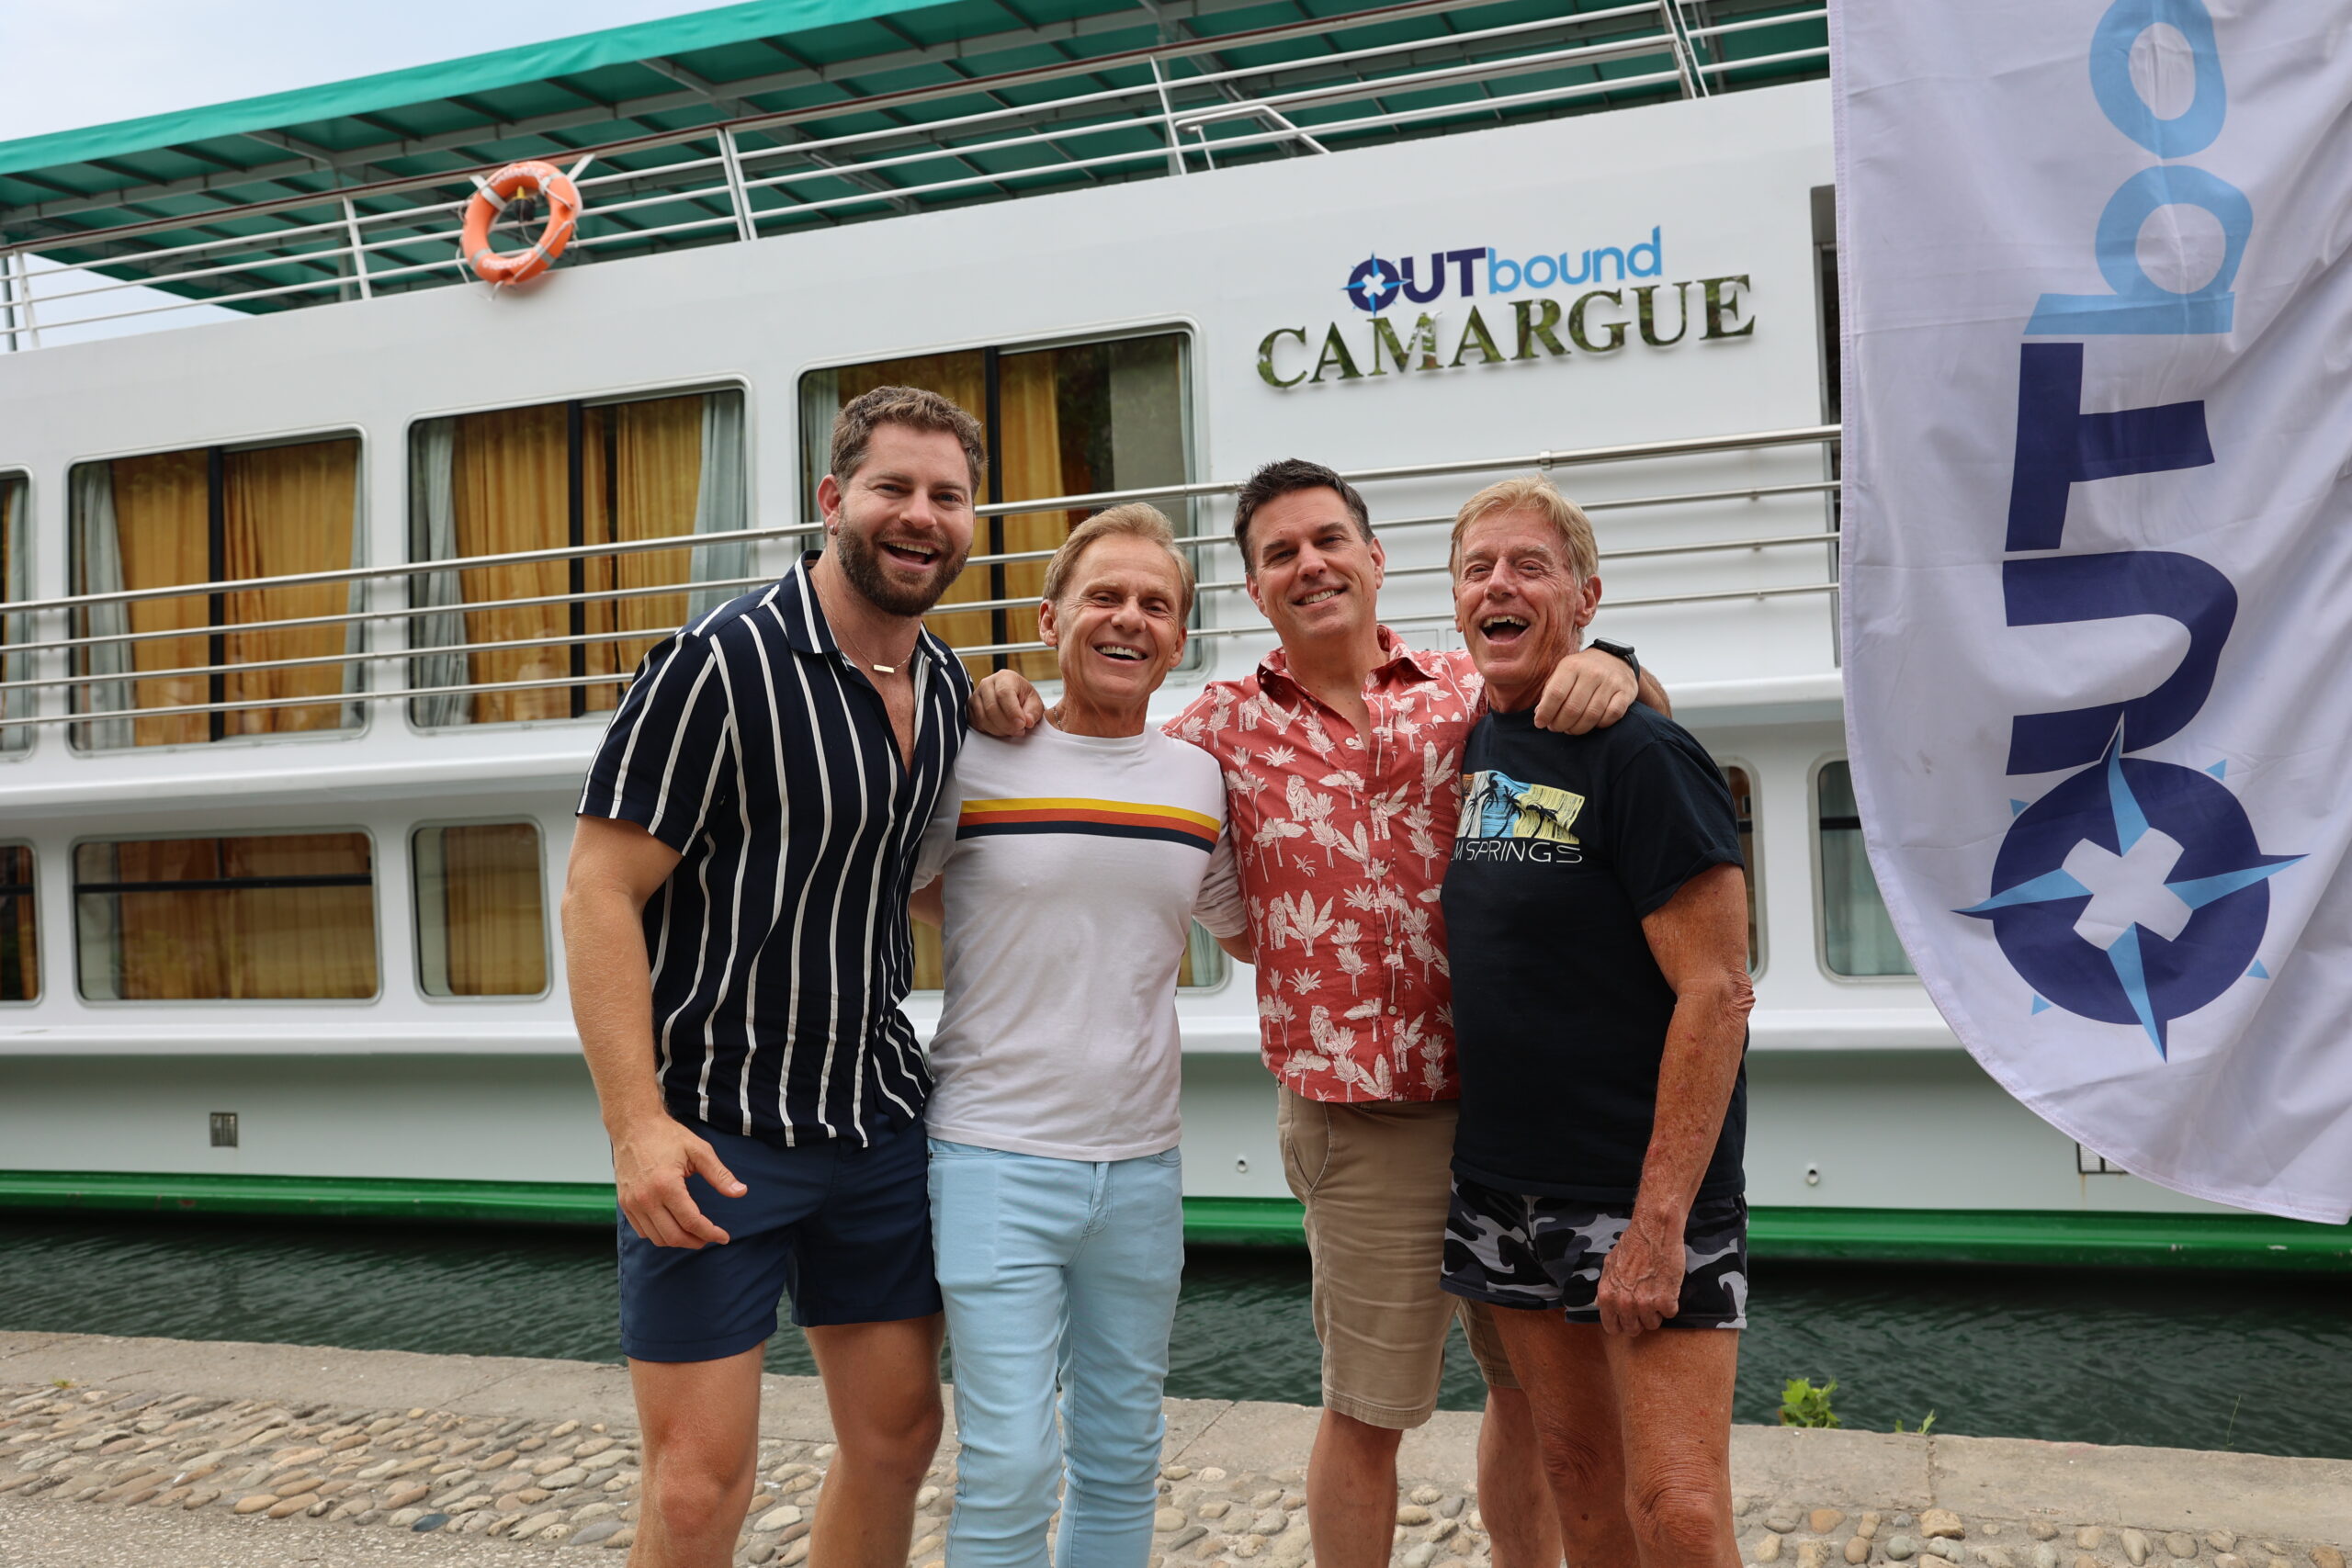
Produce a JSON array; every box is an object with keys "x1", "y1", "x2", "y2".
[
  {"x1": 913, "y1": 505, "x2": 1248, "y2": 1568},
  {"x1": 1442, "y1": 475, "x2": 1753, "y2": 1568}
]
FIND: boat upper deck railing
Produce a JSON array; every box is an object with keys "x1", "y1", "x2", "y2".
[
  {"x1": 0, "y1": 423, "x2": 1838, "y2": 740},
  {"x1": 0, "y1": 0, "x2": 1826, "y2": 349}
]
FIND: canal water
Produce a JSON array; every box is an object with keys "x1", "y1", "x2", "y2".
[{"x1": 3, "y1": 1216, "x2": 2346, "y2": 1461}]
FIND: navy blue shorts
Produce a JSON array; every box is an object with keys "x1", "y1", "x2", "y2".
[{"x1": 616, "y1": 1116, "x2": 943, "y2": 1362}]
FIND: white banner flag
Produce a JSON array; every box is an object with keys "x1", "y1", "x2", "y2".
[{"x1": 1833, "y1": 1, "x2": 2352, "y2": 1223}]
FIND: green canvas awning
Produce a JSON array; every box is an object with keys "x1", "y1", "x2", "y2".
[{"x1": 0, "y1": 0, "x2": 1826, "y2": 323}]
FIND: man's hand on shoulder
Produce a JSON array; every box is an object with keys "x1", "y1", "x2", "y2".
[
  {"x1": 610, "y1": 1112, "x2": 745, "y2": 1250},
  {"x1": 1534, "y1": 644, "x2": 1639, "y2": 735},
  {"x1": 970, "y1": 669, "x2": 1045, "y2": 738}
]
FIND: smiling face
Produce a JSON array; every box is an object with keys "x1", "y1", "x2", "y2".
[
  {"x1": 1039, "y1": 534, "x2": 1190, "y2": 718},
  {"x1": 819, "y1": 422, "x2": 977, "y2": 617},
  {"x1": 1453, "y1": 508, "x2": 1600, "y2": 712},
  {"x1": 1243, "y1": 487, "x2": 1385, "y2": 652}
]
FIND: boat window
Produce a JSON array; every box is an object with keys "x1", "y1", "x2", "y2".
[
  {"x1": 407, "y1": 388, "x2": 749, "y2": 727},
  {"x1": 0, "y1": 843, "x2": 35, "y2": 1001},
  {"x1": 1723, "y1": 764, "x2": 1760, "y2": 974},
  {"x1": 1816, "y1": 760, "x2": 1914, "y2": 977},
  {"x1": 73, "y1": 832, "x2": 378, "y2": 1001},
  {"x1": 799, "y1": 331, "x2": 1195, "y2": 682},
  {"x1": 1, "y1": 473, "x2": 26, "y2": 755},
  {"x1": 413, "y1": 822, "x2": 548, "y2": 998},
  {"x1": 910, "y1": 917, "x2": 1225, "y2": 995},
  {"x1": 67, "y1": 435, "x2": 363, "y2": 750}
]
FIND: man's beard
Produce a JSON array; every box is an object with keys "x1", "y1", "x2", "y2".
[{"x1": 833, "y1": 514, "x2": 969, "y2": 618}]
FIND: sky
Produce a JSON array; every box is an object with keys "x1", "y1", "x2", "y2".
[
  {"x1": 0, "y1": 0, "x2": 729, "y2": 342},
  {"x1": 0, "y1": 0, "x2": 727, "y2": 143}
]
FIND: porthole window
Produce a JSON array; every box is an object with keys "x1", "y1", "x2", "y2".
[
  {"x1": 1816, "y1": 760, "x2": 1913, "y2": 977},
  {"x1": 74, "y1": 832, "x2": 378, "y2": 999},
  {"x1": 413, "y1": 822, "x2": 549, "y2": 998},
  {"x1": 0, "y1": 843, "x2": 36, "y2": 1000}
]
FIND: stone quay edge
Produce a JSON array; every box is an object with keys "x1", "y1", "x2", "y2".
[{"x1": 0, "y1": 1332, "x2": 2345, "y2": 1568}]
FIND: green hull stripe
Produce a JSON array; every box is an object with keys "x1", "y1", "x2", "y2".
[{"x1": 2, "y1": 1172, "x2": 2346, "y2": 1269}]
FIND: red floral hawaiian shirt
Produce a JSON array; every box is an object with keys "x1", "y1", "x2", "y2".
[{"x1": 1165, "y1": 628, "x2": 1485, "y2": 1103}]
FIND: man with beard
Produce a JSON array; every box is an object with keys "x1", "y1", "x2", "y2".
[{"x1": 563, "y1": 386, "x2": 979, "y2": 1568}]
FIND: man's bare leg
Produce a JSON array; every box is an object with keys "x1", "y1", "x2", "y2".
[
  {"x1": 628, "y1": 1347, "x2": 764, "y2": 1568},
  {"x1": 1478, "y1": 1385, "x2": 1564, "y2": 1567},
  {"x1": 1489, "y1": 1312, "x2": 1639, "y2": 1565},
  {"x1": 1602, "y1": 1327, "x2": 1742, "y2": 1568},
  {"x1": 804, "y1": 1314, "x2": 947, "y2": 1568},
  {"x1": 1305, "y1": 1408, "x2": 1407, "y2": 1568}
]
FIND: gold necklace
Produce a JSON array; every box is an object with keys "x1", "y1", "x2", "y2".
[{"x1": 832, "y1": 619, "x2": 912, "y2": 676}]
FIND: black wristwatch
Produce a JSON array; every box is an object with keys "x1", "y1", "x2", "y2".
[{"x1": 1590, "y1": 637, "x2": 1640, "y2": 681}]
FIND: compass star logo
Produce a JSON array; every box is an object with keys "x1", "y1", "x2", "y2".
[
  {"x1": 1346, "y1": 254, "x2": 1402, "y2": 313},
  {"x1": 1958, "y1": 731, "x2": 2300, "y2": 1057}
]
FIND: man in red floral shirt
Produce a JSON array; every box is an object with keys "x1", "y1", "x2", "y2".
[{"x1": 976, "y1": 459, "x2": 1662, "y2": 1568}]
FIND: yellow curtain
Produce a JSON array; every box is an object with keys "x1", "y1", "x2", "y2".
[
  {"x1": 222, "y1": 439, "x2": 359, "y2": 735},
  {"x1": 910, "y1": 919, "x2": 943, "y2": 990},
  {"x1": 0, "y1": 845, "x2": 33, "y2": 1002},
  {"x1": 835, "y1": 353, "x2": 991, "y2": 661},
  {"x1": 582, "y1": 395, "x2": 704, "y2": 713},
  {"x1": 108, "y1": 451, "x2": 211, "y2": 747},
  {"x1": 112, "y1": 838, "x2": 224, "y2": 999},
  {"x1": 452, "y1": 406, "x2": 571, "y2": 723},
  {"x1": 440, "y1": 824, "x2": 548, "y2": 996},
  {"x1": 109, "y1": 834, "x2": 375, "y2": 1000},
  {"x1": 995, "y1": 352, "x2": 1070, "y2": 682}
]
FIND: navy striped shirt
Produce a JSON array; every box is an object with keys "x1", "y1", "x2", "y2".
[{"x1": 578, "y1": 553, "x2": 970, "y2": 1145}]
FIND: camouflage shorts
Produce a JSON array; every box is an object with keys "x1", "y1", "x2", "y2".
[{"x1": 1440, "y1": 1176, "x2": 1749, "y2": 1329}]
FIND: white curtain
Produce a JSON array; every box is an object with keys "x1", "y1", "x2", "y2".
[
  {"x1": 1820, "y1": 761, "x2": 1914, "y2": 976},
  {"x1": 797, "y1": 369, "x2": 838, "y2": 538},
  {"x1": 407, "y1": 420, "x2": 468, "y2": 728},
  {"x1": 691, "y1": 390, "x2": 751, "y2": 615},
  {"x1": 72, "y1": 462, "x2": 132, "y2": 751},
  {"x1": 1, "y1": 479, "x2": 27, "y2": 752}
]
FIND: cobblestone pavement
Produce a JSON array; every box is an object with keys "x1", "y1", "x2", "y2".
[
  {"x1": 0, "y1": 1333, "x2": 2345, "y2": 1568},
  {"x1": 6, "y1": 1381, "x2": 2348, "y2": 1568}
]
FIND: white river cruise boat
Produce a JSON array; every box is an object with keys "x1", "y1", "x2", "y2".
[{"x1": 0, "y1": 0, "x2": 2340, "y2": 1269}]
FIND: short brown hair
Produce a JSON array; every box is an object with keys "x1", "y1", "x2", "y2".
[
  {"x1": 1449, "y1": 474, "x2": 1600, "y2": 581},
  {"x1": 1231, "y1": 457, "x2": 1372, "y2": 572},
  {"x1": 829, "y1": 385, "x2": 987, "y2": 492},
  {"x1": 1042, "y1": 502, "x2": 1196, "y2": 616}
]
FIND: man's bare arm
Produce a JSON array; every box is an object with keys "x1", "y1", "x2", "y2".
[
  {"x1": 1596, "y1": 863, "x2": 1753, "y2": 1335},
  {"x1": 561, "y1": 815, "x2": 747, "y2": 1250},
  {"x1": 1634, "y1": 666, "x2": 1670, "y2": 716},
  {"x1": 1216, "y1": 930, "x2": 1256, "y2": 965},
  {"x1": 1533, "y1": 646, "x2": 1641, "y2": 734}
]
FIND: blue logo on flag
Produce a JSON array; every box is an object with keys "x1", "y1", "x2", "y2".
[{"x1": 1960, "y1": 732, "x2": 2299, "y2": 1056}]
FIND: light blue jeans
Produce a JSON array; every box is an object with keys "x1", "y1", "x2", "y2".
[{"x1": 927, "y1": 1139, "x2": 1185, "y2": 1568}]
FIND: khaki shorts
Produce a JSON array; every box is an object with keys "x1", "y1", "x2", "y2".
[{"x1": 1277, "y1": 1088, "x2": 1517, "y2": 1429}]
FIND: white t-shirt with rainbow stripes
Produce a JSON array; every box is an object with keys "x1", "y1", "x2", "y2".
[{"x1": 915, "y1": 720, "x2": 1245, "y2": 1161}]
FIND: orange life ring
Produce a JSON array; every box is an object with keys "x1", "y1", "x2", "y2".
[{"x1": 461, "y1": 161, "x2": 582, "y2": 286}]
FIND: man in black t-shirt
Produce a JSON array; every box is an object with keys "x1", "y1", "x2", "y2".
[{"x1": 1439, "y1": 475, "x2": 1754, "y2": 1568}]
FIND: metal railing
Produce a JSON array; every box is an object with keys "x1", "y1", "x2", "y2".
[
  {"x1": 0, "y1": 0, "x2": 1826, "y2": 347},
  {"x1": 0, "y1": 423, "x2": 1838, "y2": 739}
]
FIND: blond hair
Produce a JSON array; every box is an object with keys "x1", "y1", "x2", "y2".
[
  {"x1": 1041, "y1": 503, "x2": 1197, "y2": 615},
  {"x1": 1448, "y1": 474, "x2": 1600, "y2": 581}
]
